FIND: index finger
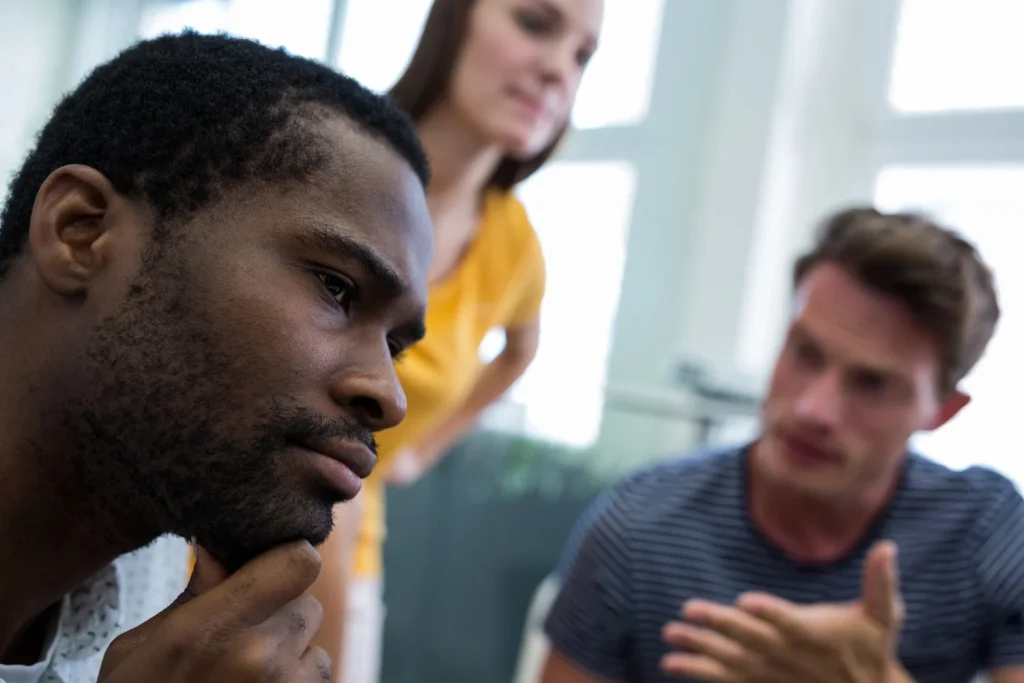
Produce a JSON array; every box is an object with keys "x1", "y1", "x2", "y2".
[
  {"x1": 175, "y1": 540, "x2": 323, "y2": 632},
  {"x1": 99, "y1": 542, "x2": 233, "y2": 673},
  {"x1": 734, "y1": 592, "x2": 815, "y2": 644},
  {"x1": 682, "y1": 599, "x2": 785, "y2": 654}
]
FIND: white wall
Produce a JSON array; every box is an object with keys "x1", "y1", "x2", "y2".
[
  {"x1": 589, "y1": 0, "x2": 798, "y2": 467},
  {"x1": 0, "y1": 0, "x2": 141, "y2": 192},
  {"x1": 0, "y1": 0, "x2": 78, "y2": 188},
  {"x1": 677, "y1": 0, "x2": 792, "y2": 379},
  {"x1": 733, "y1": 0, "x2": 885, "y2": 379},
  {"x1": 590, "y1": 0, "x2": 739, "y2": 464}
]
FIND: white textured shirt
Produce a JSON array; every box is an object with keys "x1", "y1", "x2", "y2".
[{"x1": 0, "y1": 535, "x2": 188, "y2": 683}]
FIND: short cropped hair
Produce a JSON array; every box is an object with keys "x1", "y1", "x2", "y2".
[
  {"x1": 0, "y1": 32, "x2": 430, "y2": 276},
  {"x1": 794, "y1": 207, "x2": 1000, "y2": 393}
]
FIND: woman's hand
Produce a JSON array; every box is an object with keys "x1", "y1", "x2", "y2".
[{"x1": 386, "y1": 447, "x2": 430, "y2": 487}]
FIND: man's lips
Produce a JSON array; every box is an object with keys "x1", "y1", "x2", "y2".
[
  {"x1": 294, "y1": 437, "x2": 377, "y2": 500},
  {"x1": 779, "y1": 431, "x2": 841, "y2": 465},
  {"x1": 299, "y1": 437, "x2": 377, "y2": 479}
]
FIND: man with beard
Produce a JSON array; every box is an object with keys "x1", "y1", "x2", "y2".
[
  {"x1": 0, "y1": 32, "x2": 432, "y2": 683},
  {"x1": 542, "y1": 209, "x2": 1024, "y2": 683}
]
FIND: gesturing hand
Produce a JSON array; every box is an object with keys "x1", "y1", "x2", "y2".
[
  {"x1": 99, "y1": 540, "x2": 332, "y2": 683},
  {"x1": 661, "y1": 540, "x2": 907, "y2": 683}
]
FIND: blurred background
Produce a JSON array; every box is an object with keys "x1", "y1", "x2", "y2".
[{"x1": 3, "y1": 0, "x2": 1023, "y2": 681}]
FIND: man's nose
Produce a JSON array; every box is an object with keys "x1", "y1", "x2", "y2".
[
  {"x1": 329, "y1": 356, "x2": 407, "y2": 432},
  {"x1": 794, "y1": 371, "x2": 843, "y2": 429}
]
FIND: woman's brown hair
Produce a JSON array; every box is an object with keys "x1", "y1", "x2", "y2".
[{"x1": 388, "y1": 0, "x2": 566, "y2": 190}]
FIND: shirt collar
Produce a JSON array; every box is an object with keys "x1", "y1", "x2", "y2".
[{"x1": 53, "y1": 562, "x2": 122, "y2": 662}]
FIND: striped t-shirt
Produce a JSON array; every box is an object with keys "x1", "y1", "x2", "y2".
[{"x1": 545, "y1": 445, "x2": 1024, "y2": 683}]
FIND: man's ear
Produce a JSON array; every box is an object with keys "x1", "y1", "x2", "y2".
[
  {"x1": 923, "y1": 389, "x2": 970, "y2": 431},
  {"x1": 28, "y1": 164, "x2": 122, "y2": 296}
]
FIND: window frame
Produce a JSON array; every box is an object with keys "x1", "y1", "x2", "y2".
[{"x1": 863, "y1": 0, "x2": 1024, "y2": 176}]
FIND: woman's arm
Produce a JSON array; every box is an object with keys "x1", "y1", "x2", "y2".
[
  {"x1": 309, "y1": 495, "x2": 364, "y2": 682},
  {"x1": 388, "y1": 320, "x2": 541, "y2": 484}
]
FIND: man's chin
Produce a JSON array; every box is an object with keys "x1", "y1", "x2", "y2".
[
  {"x1": 190, "y1": 504, "x2": 334, "y2": 572},
  {"x1": 756, "y1": 445, "x2": 842, "y2": 497}
]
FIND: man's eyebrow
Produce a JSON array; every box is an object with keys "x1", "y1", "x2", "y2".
[{"x1": 298, "y1": 224, "x2": 407, "y2": 298}]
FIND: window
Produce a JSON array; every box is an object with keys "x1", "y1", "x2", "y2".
[
  {"x1": 333, "y1": 0, "x2": 665, "y2": 130},
  {"x1": 139, "y1": 0, "x2": 334, "y2": 61},
  {"x1": 512, "y1": 161, "x2": 637, "y2": 447},
  {"x1": 874, "y1": 165, "x2": 1024, "y2": 485},
  {"x1": 334, "y1": 0, "x2": 432, "y2": 92},
  {"x1": 889, "y1": 0, "x2": 1024, "y2": 113},
  {"x1": 736, "y1": 0, "x2": 1024, "y2": 382},
  {"x1": 571, "y1": 0, "x2": 664, "y2": 129}
]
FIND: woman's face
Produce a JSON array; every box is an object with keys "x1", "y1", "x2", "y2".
[{"x1": 447, "y1": 0, "x2": 603, "y2": 158}]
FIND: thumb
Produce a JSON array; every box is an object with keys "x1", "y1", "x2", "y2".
[
  {"x1": 100, "y1": 540, "x2": 229, "y2": 675},
  {"x1": 862, "y1": 540, "x2": 903, "y2": 629},
  {"x1": 186, "y1": 542, "x2": 231, "y2": 597},
  {"x1": 161, "y1": 540, "x2": 229, "y2": 614}
]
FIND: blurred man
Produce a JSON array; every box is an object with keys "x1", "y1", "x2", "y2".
[
  {"x1": 542, "y1": 208, "x2": 1024, "y2": 683},
  {"x1": 0, "y1": 32, "x2": 432, "y2": 683}
]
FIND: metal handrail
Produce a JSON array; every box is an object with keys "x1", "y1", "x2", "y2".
[{"x1": 603, "y1": 385, "x2": 761, "y2": 423}]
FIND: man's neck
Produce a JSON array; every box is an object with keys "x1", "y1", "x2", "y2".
[
  {"x1": 0, "y1": 349, "x2": 158, "y2": 658},
  {"x1": 0, "y1": 450, "x2": 151, "y2": 660},
  {"x1": 3, "y1": 603, "x2": 61, "y2": 666},
  {"x1": 747, "y1": 445, "x2": 901, "y2": 564}
]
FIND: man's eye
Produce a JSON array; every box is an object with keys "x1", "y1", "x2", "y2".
[{"x1": 317, "y1": 272, "x2": 355, "y2": 313}]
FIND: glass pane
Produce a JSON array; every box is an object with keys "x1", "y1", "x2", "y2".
[
  {"x1": 889, "y1": 0, "x2": 1024, "y2": 113},
  {"x1": 874, "y1": 165, "x2": 1024, "y2": 486},
  {"x1": 139, "y1": 0, "x2": 334, "y2": 62},
  {"x1": 334, "y1": 0, "x2": 664, "y2": 129},
  {"x1": 513, "y1": 161, "x2": 637, "y2": 447},
  {"x1": 334, "y1": 0, "x2": 433, "y2": 92},
  {"x1": 571, "y1": 0, "x2": 664, "y2": 129}
]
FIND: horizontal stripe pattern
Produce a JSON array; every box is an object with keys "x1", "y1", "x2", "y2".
[{"x1": 545, "y1": 446, "x2": 1024, "y2": 683}]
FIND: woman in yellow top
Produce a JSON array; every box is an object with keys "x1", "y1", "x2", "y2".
[{"x1": 311, "y1": 1, "x2": 604, "y2": 681}]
